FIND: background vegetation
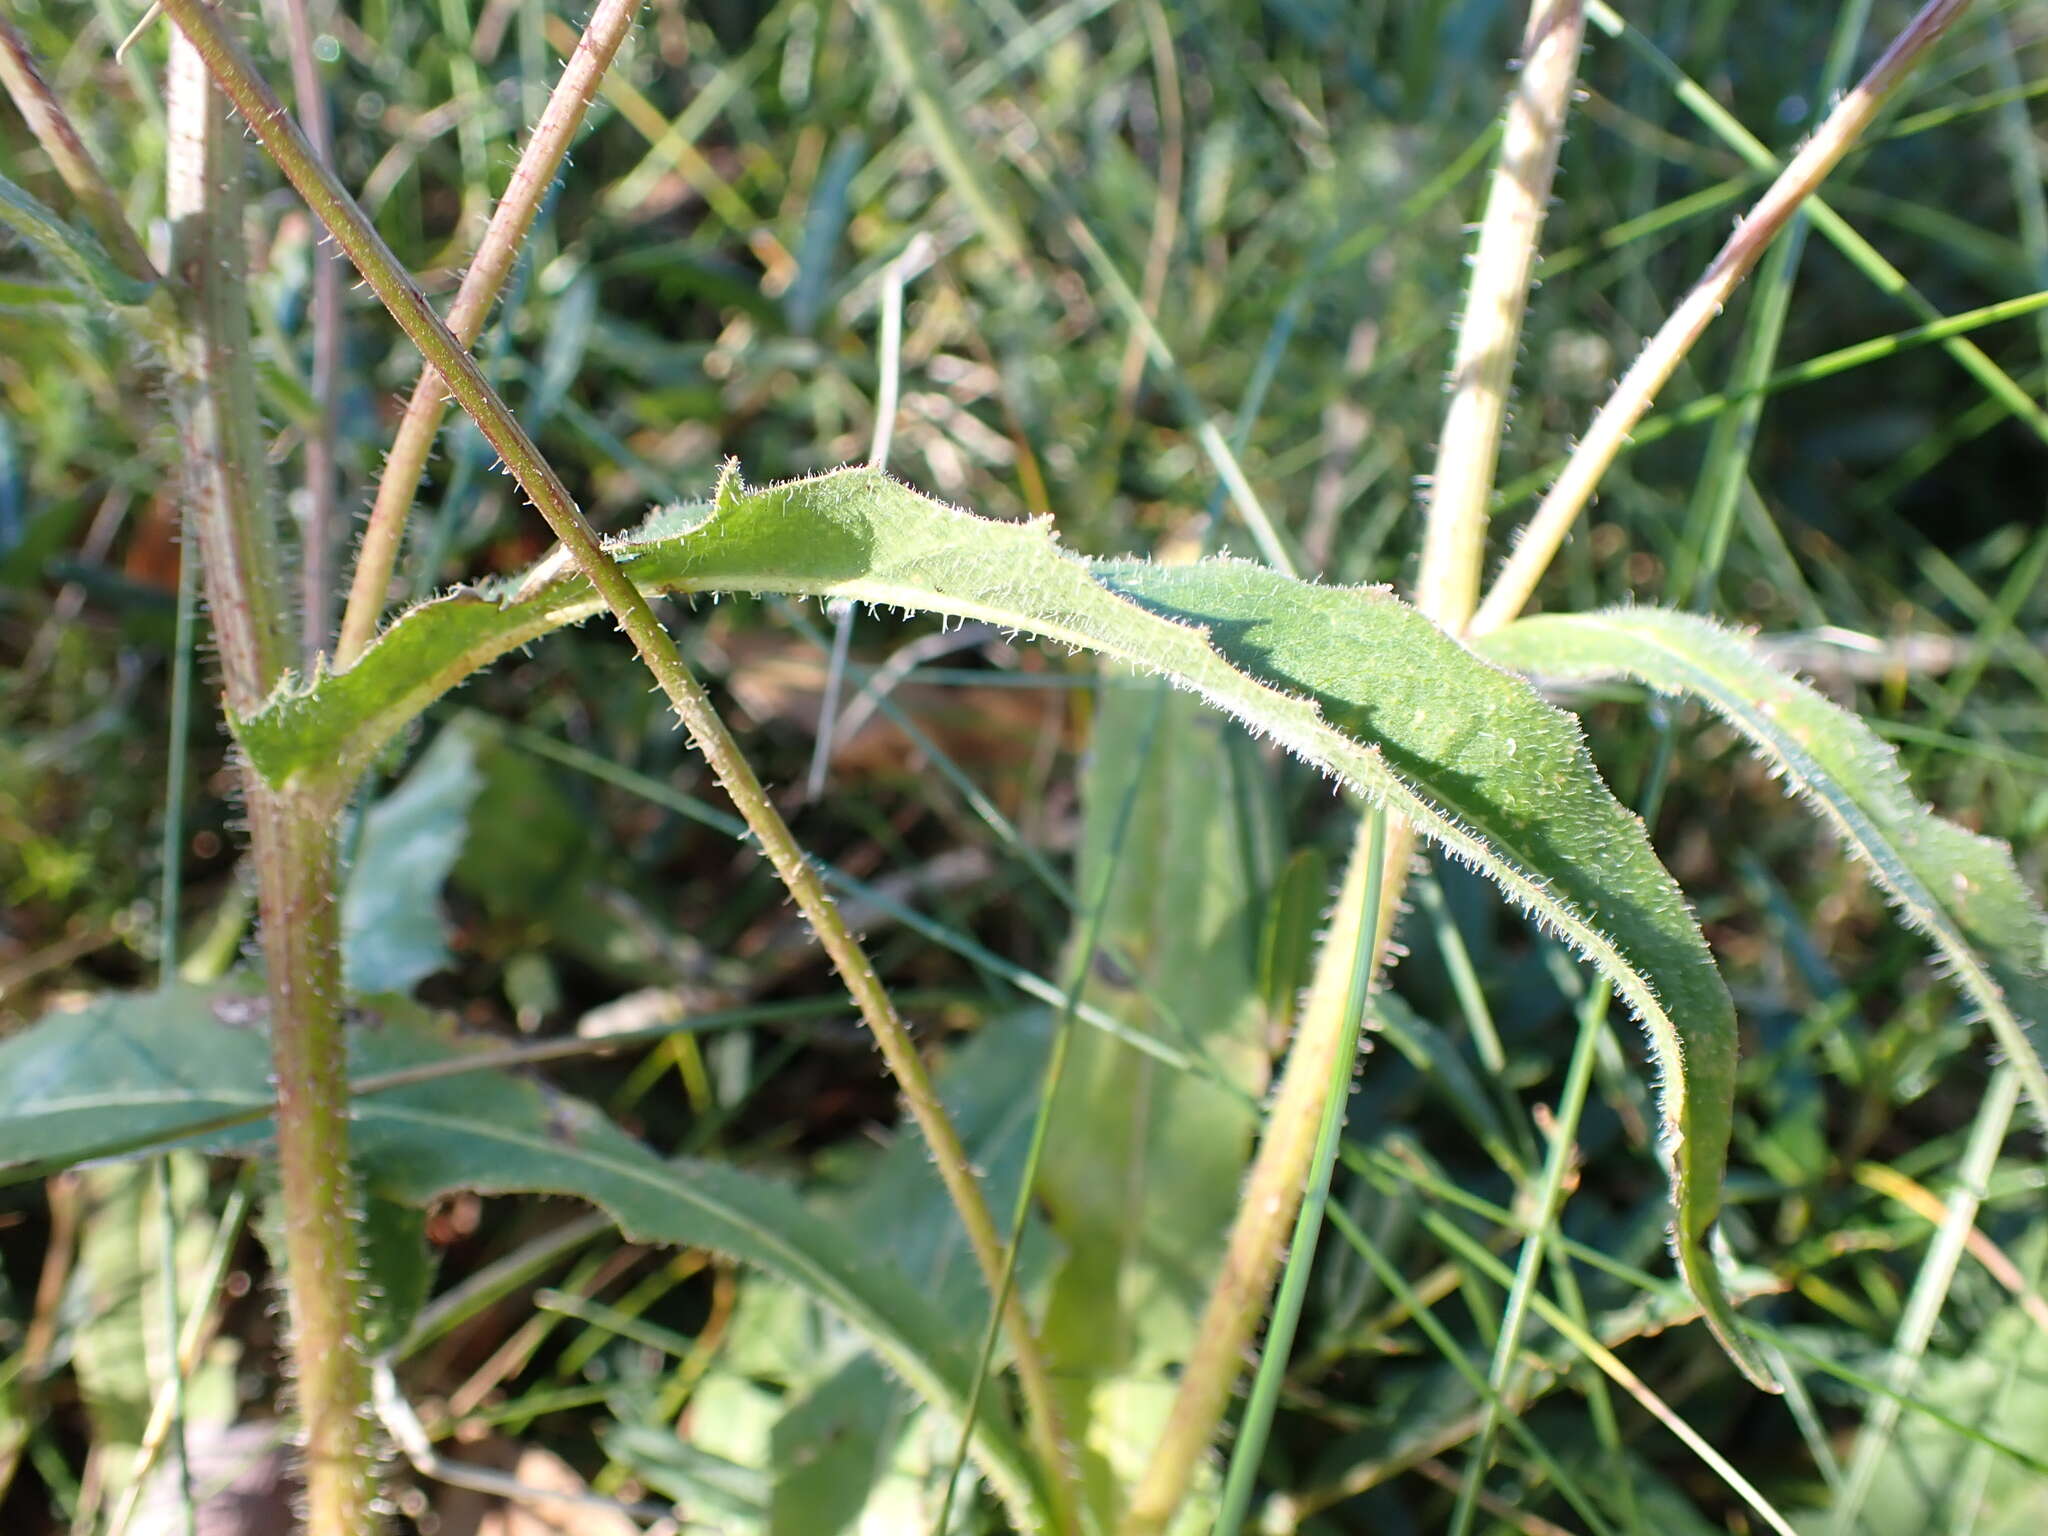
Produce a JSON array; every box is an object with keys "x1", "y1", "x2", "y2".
[{"x1": 2, "y1": 0, "x2": 2045, "y2": 1531}]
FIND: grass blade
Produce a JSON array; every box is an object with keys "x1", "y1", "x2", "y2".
[{"x1": 1212, "y1": 810, "x2": 1387, "y2": 1536}]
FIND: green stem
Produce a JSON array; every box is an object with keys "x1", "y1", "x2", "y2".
[
  {"x1": 245, "y1": 788, "x2": 374, "y2": 1535},
  {"x1": 156, "y1": 3, "x2": 1075, "y2": 1524},
  {"x1": 165, "y1": 28, "x2": 373, "y2": 1534},
  {"x1": 1667, "y1": 0, "x2": 1872, "y2": 608},
  {"x1": 1213, "y1": 811, "x2": 1387, "y2": 1536},
  {"x1": 1121, "y1": 8, "x2": 1584, "y2": 1530}
]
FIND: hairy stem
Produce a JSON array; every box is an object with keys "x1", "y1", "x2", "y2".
[
  {"x1": 1122, "y1": 7, "x2": 1584, "y2": 1529},
  {"x1": 245, "y1": 788, "x2": 374, "y2": 1534},
  {"x1": 157, "y1": 3, "x2": 1077, "y2": 1524},
  {"x1": 1417, "y1": 0, "x2": 1583, "y2": 628},
  {"x1": 165, "y1": 33, "x2": 290, "y2": 716},
  {"x1": 165, "y1": 28, "x2": 374, "y2": 1535},
  {"x1": 1471, "y1": 0, "x2": 1974, "y2": 636},
  {"x1": 334, "y1": 0, "x2": 643, "y2": 666}
]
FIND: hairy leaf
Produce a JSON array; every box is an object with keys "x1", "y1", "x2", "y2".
[
  {"x1": 238, "y1": 465, "x2": 1770, "y2": 1386},
  {"x1": 1483, "y1": 607, "x2": 2048, "y2": 1131},
  {"x1": 0, "y1": 985, "x2": 1044, "y2": 1522}
]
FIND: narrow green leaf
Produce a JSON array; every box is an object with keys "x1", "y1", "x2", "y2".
[
  {"x1": 859, "y1": 0, "x2": 1027, "y2": 262},
  {"x1": 0, "y1": 171, "x2": 155, "y2": 309},
  {"x1": 235, "y1": 465, "x2": 1771, "y2": 1387},
  {"x1": 0, "y1": 985, "x2": 1044, "y2": 1524},
  {"x1": 1482, "y1": 607, "x2": 2048, "y2": 1132},
  {"x1": 1037, "y1": 687, "x2": 1270, "y2": 1522}
]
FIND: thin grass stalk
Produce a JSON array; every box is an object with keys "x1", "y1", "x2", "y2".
[
  {"x1": 147, "y1": 1160, "x2": 194, "y2": 1536},
  {"x1": 150, "y1": 476, "x2": 205, "y2": 1536},
  {"x1": 1490, "y1": 289, "x2": 2048, "y2": 513},
  {"x1": 334, "y1": 0, "x2": 643, "y2": 666},
  {"x1": 1005, "y1": 145, "x2": 1299, "y2": 574},
  {"x1": 0, "y1": 14, "x2": 158, "y2": 283},
  {"x1": 1404, "y1": 1201, "x2": 1800, "y2": 1536},
  {"x1": 1119, "y1": 9, "x2": 1583, "y2": 1529},
  {"x1": 1583, "y1": 1, "x2": 2048, "y2": 453},
  {"x1": 1118, "y1": 825, "x2": 1401, "y2": 1535},
  {"x1": 1829, "y1": 1064, "x2": 2022, "y2": 1531},
  {"x1": 1338, "y1": 1142, "x2": 2048, "y2": 1497},
  {"x1": 106, "y1": 1171, "x2": 258, "y2": 1536},
  {"x1": 1213, "y1": 811, "x2": 1388, "y2": 1536},
  {"x1": 1099, "y1": 0, "x2": 1183, "y2": 474},
  {"x1": 1472, "y1": 0, "x2": 1976, "y2": 637},
  {"x1": 155, "y1": 6, "x2": 1077, "y2": 1524},
  {"x1": 1449, "y1": 724, "x2": 1671, "y2": 1536},
  {"x1": 1281, "y1": 1204, "x2": 1620, "y2": 1536},
  {"x1": 275, "y1": 0, "x2": 346, "y2": 662},
  {"x1": 806, "y1": 234, "x2": 930, "y2": 801},
  {"x1": 165, "y1": 31, "x2": 374, "y2": 1534}
]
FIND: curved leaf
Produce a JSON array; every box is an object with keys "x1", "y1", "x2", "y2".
[
  {"x1": 237, "y1": 465, "x2": 1772, "y2": 1387},
  {"x1": 1483, "y1": 606, "x2": 2048, "y2": 1131},
  {"x1": 0, "y1": 985, "x2": 1045, "y2": 1523}
]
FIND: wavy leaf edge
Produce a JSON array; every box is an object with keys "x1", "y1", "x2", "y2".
[
  {"x1": 1483, "y1": 605, "x2": 2048, "y2": 1130},
  {"x1": 234, "y1": 463, "x2": 1777, "y2": 1389}
]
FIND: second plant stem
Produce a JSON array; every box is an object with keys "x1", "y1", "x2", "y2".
[
  {"x1": 165, "y1": 32, "x2": 374, "y2": 1536},
  {"x1": 1121, "y1": 5, "x2": 1584, "y2": 1530},
  {"x1": 156, "y1": 1, "x2": 1077, "y2": 1526}
]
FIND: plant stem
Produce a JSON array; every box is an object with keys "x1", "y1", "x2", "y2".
[
  {"x1": 1122, "y1": 8, "x2": 1583, "y2": 1529},
  {"x1": 157, "y1": 4, "x2": 1076, "y2": 1523},
  {"x1": 0, "y1": 13, "x2": 158, "y2": 284},
  {"x1": 1471, "y1": 0, "x2": 1975, "y2": 637},
  {"x1": 245, "y1": 787, "x2": 374, "y2": 1534},
  {"x1": 165, "y1": 29, "x2": 374, "y2": 1535},
  {"x1": 334, "y1": 0, "x2": 643, "y2": 666},
  {"x1": 164, "y1": 31, "x2": 290, "y2": 718},
  {"x1": 1417, "y1": 0, "x2": 1584, "y2": 627},
  {"x1": 1122, "y1": 825, "x2": 1401, "y2": 1534},
  {"x1": 1213, "y1": 811, "x2": 1388, "y2": 1536}
]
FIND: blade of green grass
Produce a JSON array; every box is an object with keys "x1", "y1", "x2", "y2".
[
  {"x1": 1212, "y1": 808, "x2": 1387, "y2": 1536},
  {"x1": 1830, "y1": 1064, "x2": 2023, "y2": 1532},
  {"x1": 935, "y1": 680, "x2": 1168, "y2": 1534}
]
